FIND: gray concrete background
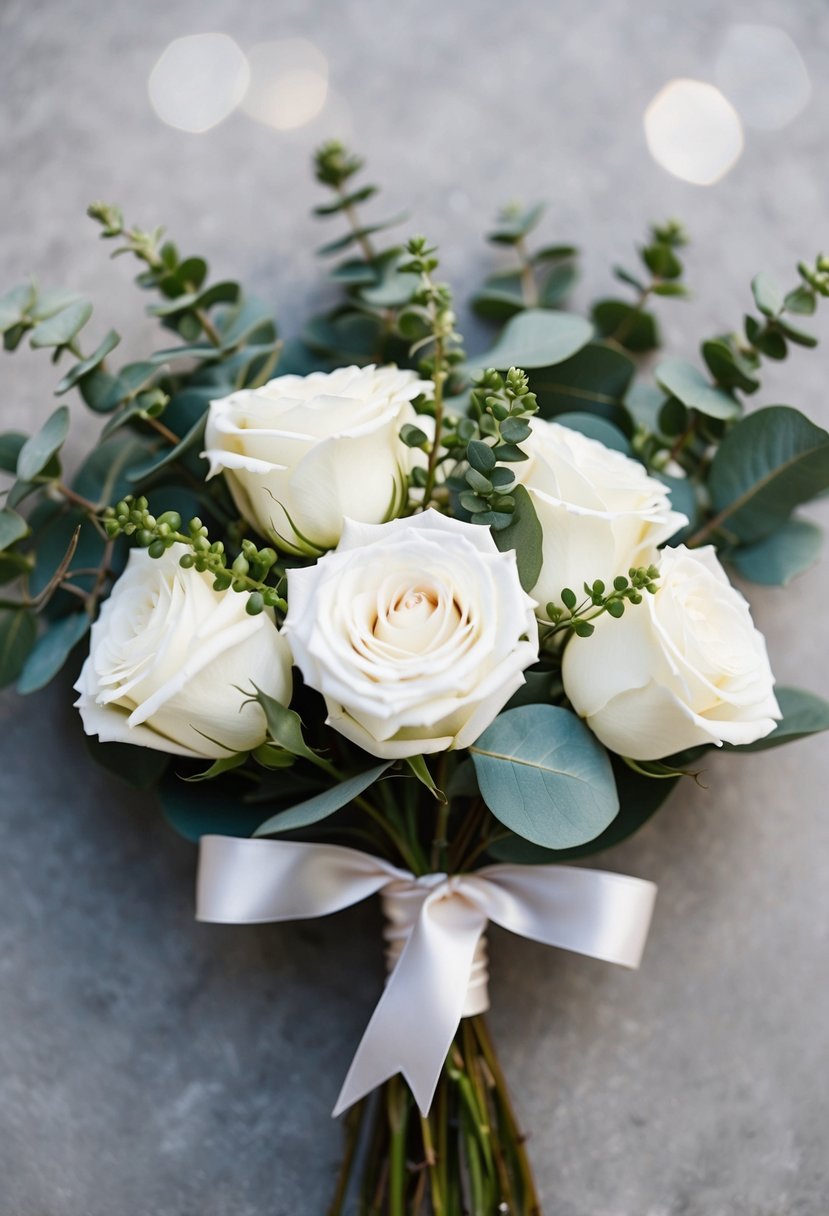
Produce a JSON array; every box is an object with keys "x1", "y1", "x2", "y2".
[{"x1": 1, "y1": 1, "x2": 828, "y2": 1213}]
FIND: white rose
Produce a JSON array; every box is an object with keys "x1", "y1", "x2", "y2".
[
  {"x1": 74, "y1": 545, "x2": 293, "y2": 758},
  {"x1": 203, "y1": 364, "x2": 431, "y2": 555},
  {"x1": 518, "y1": 420, "x2": 687, "y2": 616},
  {"x1": 283, "y1": 511, "x2": 539, "y2": 759},
  {"x1": 562, "y1": 544, "x2": 780, "y2": 760}
]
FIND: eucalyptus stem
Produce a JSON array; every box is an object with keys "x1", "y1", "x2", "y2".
[{"x1": 515, "y1": 237, "x2": 539, "y2": 308}]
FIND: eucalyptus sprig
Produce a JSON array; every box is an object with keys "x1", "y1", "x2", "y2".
[
  {"x1": 541, "y1": 564, "x2": 660, "y2": 641},
  {"x1": 473, "y1": 201, "x2": 579, "y2": 319},
  {"x1": 87, "y1": 201, "x2": 238, "y2": 348},
  {"x1": 398, "y1": 236, "x2": 465, "y2": 507},
  {"x1": 102, "y1": 497, "x2": 287, "y2": 615},
  {"x1": 700, "y1": 254, "x2": 829, "y2": 396},
  {"x1": 456, "y1": 367, "x2": 539, "y2": 530},
  {"x1": 593, "y1": 219, "x2": 689, "y2": 353}
]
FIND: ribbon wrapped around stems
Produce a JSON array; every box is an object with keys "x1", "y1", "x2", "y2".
[{"x1": 196, "y1": 837, "x2": 657, "y2": 1116}]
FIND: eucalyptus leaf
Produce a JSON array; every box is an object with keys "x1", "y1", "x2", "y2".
[
  {"x1": 492, "y1": 485, "x2": 543, "y2": 591},
  {"x1": 531, "y1": 342, "x2": 635, "y2": 428},
  {"x1": 654, "y1": 357, "x2": 741, "y2": 421},
  {"x1": 17, "y1": 611, "x2": 91, "y2": 694},
  {"x1": 0, "y1": 432, "x2": 27, "y2": 473},
  {"x1": 0, "y1": 508, "x2": 28, "y2": 551},
  {"x1": 751, "y1": 271, "x2": 783, "y2": 318},
  {"x1": 487, "y1": 754, "x2": 679, "y2": 862},
  {"x1": 17, "y1": 406, "x2": 70, "y2": 482},
  {"x1": 254, "y1": 763, "x2": 392, "y2": 836},
  {"x1": 0, "y1": 608, "x2": 37, "y2": 687},
  {"x1": 29, "y1": 300, "x2": 92, "y2": 349},
  {"x1": 467, "y1": 309, "x2": 592, "y2": 371},
  {"x1": 55, "y1": 330, "x2": 121, "y2": 394},
  {"x1": 728, "y1": 518, "x2": 822, "y2": 586},
  {"x1": 469, "y1": 704, "x2": 619, "y2": 849},
  {"x1": 707, "y1": 406, "x2": 829, "y2": 543},
  {"x1": 701, "y1": 339, "x2": 760, "y2": 394},
  {"x1": 592, "y1": 299, "x2": 659, "y2": 352},
  {"x1": 0, "y1": 284, "x2": 35, "y2": 332}
]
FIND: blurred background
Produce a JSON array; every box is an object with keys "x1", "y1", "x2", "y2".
[{"x1": 1, "y1": 1, "x2": 828, "y2": 1213}]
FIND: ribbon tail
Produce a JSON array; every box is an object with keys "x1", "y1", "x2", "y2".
[{"x1": 333, "y1": 893, "x2": 487, "y2": 1118}]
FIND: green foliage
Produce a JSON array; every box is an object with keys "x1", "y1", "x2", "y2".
[
  {"x1": 703, "y1": 406, "x2": 829, "y2": 544},
  {"x1": 17, "y1": 611, "x2": 90, "y2": 694},
  {"x1": 254, "y1": 763, "x2": 392, "y2": 836},
  {"x1": 469, "y1": 704, "x2": 619, "y2": 849},
  {"x1": 0, "y1": 608, "x2": 37, "y2": 687},
  {"x1": 492, "y1": 485, "x2": 543, "y2": 592},
  {"x1": 17, "y1": 406, "x2": 70, "y2": 482},
  {"x1": 654, "y1": 358, "x2": 741, "y2": 421},
  {"x1": 591, "y1": 219, "x2": 688, "y2": 353},
  {"x1": 0, "y1": 508, "x2": 27, "y2": 550},
  {"x1": 541, "y1": 565, "x2": 659, "y2": 636},
  {"x1": 472, "y1": 202, "x2": 578, "y2": 320},
  {"x1": 487, "y1": 753, "x2": 680, "y2": 862},
  {"x1": 728, "y1": 518, "x2": 822, "y2": 586},
  {"x1": 531, "y1": 342, "x2": 635, "y2": 431},
  {"x1": 467, "y1": 309, "x2": 591, "y2": 371},
  {"x1": 102, "y1": 498, "x2": 287, "y2": 610}
]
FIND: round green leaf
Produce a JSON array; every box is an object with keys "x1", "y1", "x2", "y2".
[
  {"x1": 16, "y1": 406, "x2": 70, "y2": 482},
  {"x1": 29, "y1": 300, "x2": 92, "y2": 349},
  {"x1": 17, "y1": 611, "x2": 91, "y2": 694},
  {"x1": 467, "y1": 309, "x2": 592, "y2": 371},
  {"x1": 469, "y1": 704, "x2": 619, "y2": 848},
  {"x1": 707, "y1": 406, "x2": 829, "y2": 543},
  {"x1": 729, "y1": 518, "x2": 822, "y2": 586},
  {"x1": 655, "y1": 357, "x2": 741, "y2": 421}
]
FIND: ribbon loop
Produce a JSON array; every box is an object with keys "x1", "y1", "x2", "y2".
[{"x1": 196, "y1": 836, "x2": 657, "y2": 1117}]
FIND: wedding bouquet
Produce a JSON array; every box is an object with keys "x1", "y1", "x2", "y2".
[{"x1": 2, "y1": 142, "x2": 828, "y2": 1214}]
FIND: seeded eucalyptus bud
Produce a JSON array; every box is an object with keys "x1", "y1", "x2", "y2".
[
  {"x1": 246, "y1": 592, "x2": 265, "y2": 616},
  {"x1": 135, "y1": 529, "x2": 154, "y2": 547},
  {"x1": 104, "y1": 519, "x2": 121, "y2": 538},
  {"x1": 179, "y1": 554, "x2": 195, "y2": 569},
  {"x1": 157, "y1": 511, "x2": 181, "y2": 532},
  {"x1": 232, "y1": 555, "x2": 250, "y2": 577},
  {"x1": 148, "y1": 539, "x2": 166, "y2": 559},
  {"x1": 259, "y1": 548, "x2": 277, "y2": 568},
  {"x1": 213, "y1": 573, "x2": 232, "y2": 592}
]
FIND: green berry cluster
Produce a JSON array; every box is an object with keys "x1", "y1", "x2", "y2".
[
  {"x1": 545, "y1": 565, "x2": 660, "y2": 638},
  {"x1": 102, "y1": 497, "x2": 286, "y2": 615}
]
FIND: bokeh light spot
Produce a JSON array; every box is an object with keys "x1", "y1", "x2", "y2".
[
  {"x1": 242, "y1": 40, "x2": 329, "y2": 131},
  {"x1": 716, "y1": 24, "x2": 811, "y2": 130},
  {"x1": 644, "y1": 78, "x2": 744, "y2": 186},
  {"x1": 148, "y1": 33, "x2": 249, "y2": 134}
]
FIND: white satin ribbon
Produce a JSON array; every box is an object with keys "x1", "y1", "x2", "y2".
[{"x1": 196, "y1": 837, "x2": 657, "y2": 1116}]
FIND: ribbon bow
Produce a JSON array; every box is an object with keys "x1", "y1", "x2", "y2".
[{"x1": 196, "y1": 837, "x2": 656, "y2": 1116}]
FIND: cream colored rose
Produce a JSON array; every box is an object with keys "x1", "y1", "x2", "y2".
[
  {"x1": 282, "y1": 512, "x2": 538, "y2": 759},
  {"x1": 203, "y1": 364, "x2": 431, "y2": 555},
  {"x1": 518, "y1": 420, "x2": 687, "y2": 616},
  {"x1": 562, "y1": 544, "x2": 780, "y2": 759},
  {"x1": 74, "y1": 545, "x2": 292, "y2": 758}
]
